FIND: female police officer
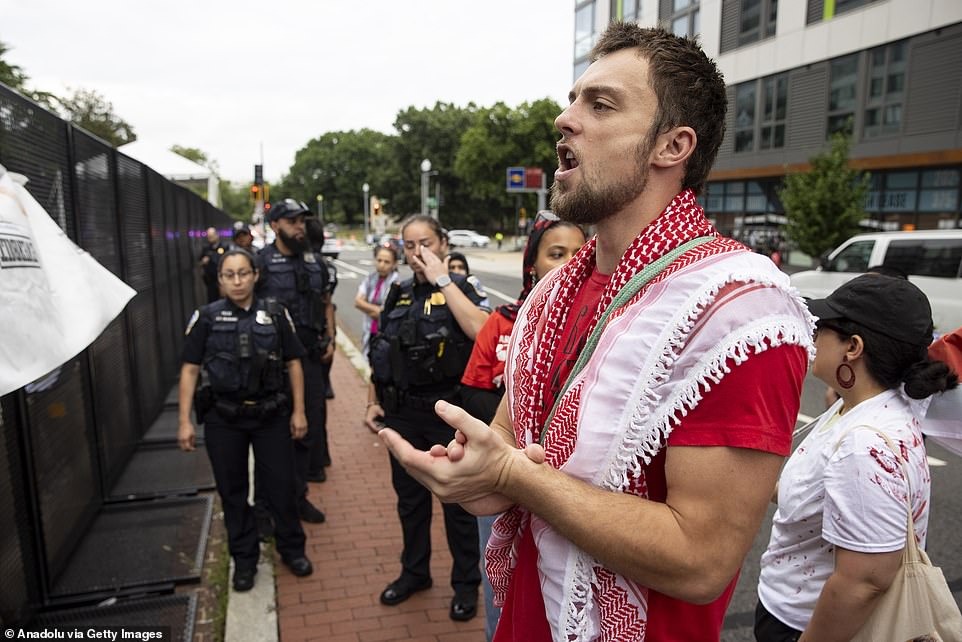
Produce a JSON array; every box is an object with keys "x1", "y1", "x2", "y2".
[
  {"x1": 178, "y1": 249, "x2": 314, "y2": 592},
  {"x1": 364, "y1": 215, "x2": 489, "y2": 621}
]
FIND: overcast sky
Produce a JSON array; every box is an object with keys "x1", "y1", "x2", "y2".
[{"x1": 2, "y1": 0, "x2": 575, "y2": 183}]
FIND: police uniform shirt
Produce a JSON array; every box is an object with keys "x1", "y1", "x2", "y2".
[
  {"x1": 200, "y1": 241, "x2": 229, "y2": 278},
  {"x1": 323, "y1": 257, "x2": 338, "y2": 295},
  {"x1": 254, "y1": 244, "x2": 329, "y2": 331},
  {"x1": 181, "y1": 298, "x2": 307, "y2": 370},
  {"x1": 387, "y1": 273, "x2": 490, "y2": 321}
]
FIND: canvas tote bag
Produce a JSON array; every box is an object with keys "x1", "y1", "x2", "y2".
[{"x1": 848, "y1": 430, "x2": 962, "y2": 642}]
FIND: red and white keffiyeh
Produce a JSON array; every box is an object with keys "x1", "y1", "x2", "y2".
[{"x1": 487, "y1": 190, "x2": 815, "y2": 641}]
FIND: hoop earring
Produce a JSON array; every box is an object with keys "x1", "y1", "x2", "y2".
[{"x1": 836, "y1": 360, "x2": 856, "y2": 389}]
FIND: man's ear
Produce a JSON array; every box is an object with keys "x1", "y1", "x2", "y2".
[{"x1": 651, "y1": 126, "x2": 696, "y2": 169}]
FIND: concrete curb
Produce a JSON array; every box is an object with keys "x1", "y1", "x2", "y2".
[
  {"x1": 223, "y1": 332, "x2": 364, "y2": 641},
  {"x1": 224, "y1": 553, "x2": 277, "y2": 642}
]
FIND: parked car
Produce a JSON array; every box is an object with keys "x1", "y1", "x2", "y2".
[
  {"x1": 790, "y1": 229, "x2": 962, "y2": 335},
  {"x1": 321, "y1": 231, "x2": 341, "y2": 259},
  {"x1": 447, "y1": 229, "x2": 490, "y2": 248},
  {"x1": 376, "y1": 233, "x2": 404, "y2": 262}
]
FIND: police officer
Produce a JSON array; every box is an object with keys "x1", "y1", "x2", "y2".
[
  {"x1": 255, "y1": 199, "x2": 333, "y2": 523},
  {"x1": 178, "y1": 249, "x2": 313, "y2": 592},
  {"x1": 305, "y1": 215, "x2": 337, "y2": 481},
  {"x1": 363, "y1": 214, "x2": 490, "y2": 622},
  {"x1": 199, "y1": 226, "x2": 229, "y2": 303}
]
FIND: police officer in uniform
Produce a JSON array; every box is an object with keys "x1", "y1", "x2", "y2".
[
  {"x1": 200, "y1": 226, "x2": 229, "y2": 303},
  {"x1": 305, "y1": 215, "x2": 337, "y2": 481},
  {"x1": 178, "y1": 249, "x2": 314, "y2": 592},
  {"x1": 255, "y1": 199, "x2": 333, "y2": 523},
  {"x1": 364, "y1": 215, "x2": 490, "y2": 622}
]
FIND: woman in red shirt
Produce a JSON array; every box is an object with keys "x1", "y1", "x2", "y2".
[{"x1": 460, "y1": 212, "x2": 585, "y2": 640}]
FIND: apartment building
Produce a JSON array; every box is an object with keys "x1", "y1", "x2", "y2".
[{"x1": 573, "y1": 0, "x2": 962, "y2": 235}]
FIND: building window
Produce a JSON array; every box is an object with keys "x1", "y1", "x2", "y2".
[
  {"x1": 574, "y1": 58, "x2": 590, "y2": 80},
  {"x1": 918, "y1": 168, "x2": 960, "y2": 213},
  {"x1": 667, "y1": 0, "x2": 699, "y2": 37},
  {"x1": 734, "y1": 82, "x2": 756, "y2": 152},
  {"x1": 612, "y1": 0, "x2": 641, "y2": 21},
  {"x1": 575, "y1": 1, "x2": 596, "y2": 59},
  {"x1": 760, "y1": 74, "x2": 787, "y2": 149},
  {"x1": 827, "y1": 53, "x2": 858, "y2": 136},
  {"x1": 738, "y1": 0, "x2": 777, "y2": 47},
  {"x1": 863, "y1": 40, "x2": 906, "y2": 139},
  {"x1": 734, "y1": 72, "x2": 787, "y2": 153}
]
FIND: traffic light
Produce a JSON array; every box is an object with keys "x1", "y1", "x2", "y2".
[{"x1": 250, "y1": 184, "x2": 260, "y2": 202}]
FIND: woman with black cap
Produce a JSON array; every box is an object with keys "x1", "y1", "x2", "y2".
[{"x1": 755, "y1": 274, "x2": 959, "y2": 641}]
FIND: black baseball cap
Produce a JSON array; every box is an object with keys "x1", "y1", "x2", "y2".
[
  {"x1": 233, "y1": 223, "x2": 252, "y2": 237},
  {"x1": 269, "y1": 198, "x2": 311, "y2": 222},
  {"x1": 806, "y1": 274, "x2": 933, "y2": 343}
]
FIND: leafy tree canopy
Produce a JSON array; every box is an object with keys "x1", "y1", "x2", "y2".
[
  {"x1": 55, "y1": 88, "x2": 136, "y2": 147},
  {"x1": 780, "y1": 131, "x2": 870, "y2": 259}
]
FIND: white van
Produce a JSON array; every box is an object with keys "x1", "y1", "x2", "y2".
[{"x1": 790, "y1": 230, "x2": 962, "y2": 335}]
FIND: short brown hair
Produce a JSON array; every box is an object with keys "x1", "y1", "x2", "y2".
[{"x1": 591, "y1": 23, "x2": 727, "y2": 195}]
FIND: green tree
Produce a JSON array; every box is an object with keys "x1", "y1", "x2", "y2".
[
  {"x1": 219, "y1": 180, "x2": 254, "y2": 221},
  {"x1": 780, "y1": 131, "x2": 870, "y2": 259},
  {"x1": 392, "y1": 102, "x2": 480, "y2": 227},
  {"x1": 0, "y1": 40, "x2": 56, "y2": 107},
  {"x1": 171, "y1": 145, "x2": 210, "y2": 167},
  {"x1": 278, "y1": 128, "x2": 396, "y2": 226},
  {"x1": 0, "y1": 40, "x2": 29, "y2": 90},
  {"x1": 55, "y1": 88, "x2": 136, "y2": 147},
  {"x1": 454, "y1": 98, "x2": 561, "y2": 230}
]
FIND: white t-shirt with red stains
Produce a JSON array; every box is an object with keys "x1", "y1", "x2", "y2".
[{"x1": 758, "y1": 389, "x2": 931, "y2": 631}]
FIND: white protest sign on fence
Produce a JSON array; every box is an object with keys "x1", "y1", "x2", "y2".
[{"x1": 0, "y1": 165, "x2": 136, "y2": 397}]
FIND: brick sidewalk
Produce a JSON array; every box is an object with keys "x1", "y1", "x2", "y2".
[{"x1": 275, "y1": 351, "x2": 486, "y2": 642}]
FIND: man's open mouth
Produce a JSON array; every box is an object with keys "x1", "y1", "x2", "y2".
[{"x1": 557, "y1": 144, "x2": 580, "y2": 171}]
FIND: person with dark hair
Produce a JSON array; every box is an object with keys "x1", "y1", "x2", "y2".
[
  {"x1": 755, "y1": 274, "x2": 959, "y2": 641},
  {"x1": 364, "y1": 213, "x2": 490, "y2": 622},
  {"x1": 381, "y1": 24, "x2": 812, "y2": 642},
  {"x1": 254, "y1": 199, "x2": 332, "y2": 524},
  {"x1": 446, "y1": 251, "x2": 490, "y2": 310},
  {"x1": 354, "y1": 244, "x2": 400, "y2": 358},
  {"x1": 232, "y1": 224, "x2": 254, "y2": 252},
  {"x1": 460, "y1": 211, "x2": 586, "y2": 641},
  {"x1": 177, "y1": 249, "x2": 313, "y2": 592},
  {"x1": 303, "y1": 215, "x2": 337, "y2": 479},
  {"x1": 199, "y1": 227, "x2": 229, "y2": 303}
]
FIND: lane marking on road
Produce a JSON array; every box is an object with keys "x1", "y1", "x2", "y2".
[
  {"x1": 482, "y1": 286, "x2": 516, "y2": 303},
  {"x1": 334, "y1": 258, "x2": 370, "y2": 277}
]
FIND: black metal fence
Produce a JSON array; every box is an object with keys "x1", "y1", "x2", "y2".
[{"x1": 0, "y1": 82, "x2": 232, "y2": 625}]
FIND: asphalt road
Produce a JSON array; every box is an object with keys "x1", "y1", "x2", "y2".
[{"x1": 328, "y1": 247, "x2": 962, "y2": 639}]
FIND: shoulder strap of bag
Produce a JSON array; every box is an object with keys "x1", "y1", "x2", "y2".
[{"x1": 538, "y1": 235, "x2": 714, "y2": 445}]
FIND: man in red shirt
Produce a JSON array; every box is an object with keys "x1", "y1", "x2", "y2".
[{"x1": 381, "y1": 23, "x2": 812, "y2": 641}]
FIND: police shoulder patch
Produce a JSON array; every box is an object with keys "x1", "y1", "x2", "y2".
[
  {"x1": 185, "y1": 310, "x2": 200, "y2": 336},
  {"x1": 467, "y1": 275, "x2": 487, "y2": 296}
]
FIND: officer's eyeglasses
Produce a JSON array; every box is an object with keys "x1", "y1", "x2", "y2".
[{"x1": 219, "y1": 269, "x2": 254, "y2": 282}]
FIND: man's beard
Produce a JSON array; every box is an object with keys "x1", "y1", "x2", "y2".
[
  {"x1": 550, "y1": 137, "x2": 653, "y2": 226},
  {"x1": 278, "y1": 227, "x2": 307, "y2": 253}
]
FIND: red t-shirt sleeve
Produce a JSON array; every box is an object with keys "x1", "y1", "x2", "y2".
[
  {"x1": 667, "y1": 343, "x2": 809, "y2": 456},
  {"x1": 462, "y1": 312, "x2": 507, "y2": 389}
]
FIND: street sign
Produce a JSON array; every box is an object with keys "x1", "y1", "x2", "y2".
[{"x1": 507, "y1": 167, "x2": 525, "y2": 191}]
